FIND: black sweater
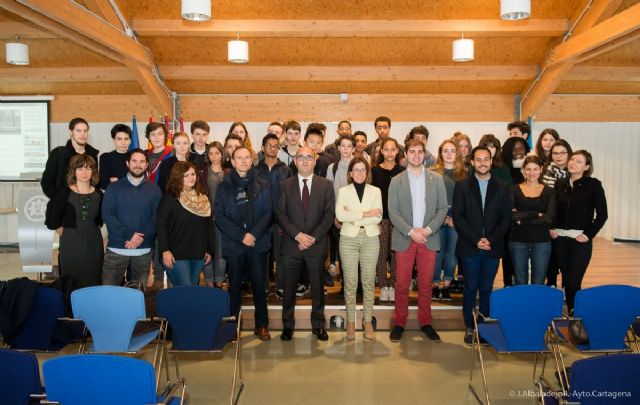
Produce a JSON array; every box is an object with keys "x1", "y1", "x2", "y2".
[
  {"x1": 510, "y1": 185, "x2": 555, "y2": 243},
  {"x1": 554, "y1": 176, "x2": 608, "y2": 240},
  {"x1": 98, "y1": 150, "x2": 130, "y2": 190},
  {"x1": 157, "y1": 195, "x2": 212, "y2": 260},
  {"x1": 45, "y1": 187, "x2": 103, "y2": 230},
  {"x1": 371, "y1": 164, "x2": 405, "y2": 219}
]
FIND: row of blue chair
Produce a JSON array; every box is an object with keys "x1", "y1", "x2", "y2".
[
  {"x1": 2, "y1": 285, "x2": 242, "y2": 405},
  {"x1": 468, "y1": 284, "x2": 640, "y2": 404}
]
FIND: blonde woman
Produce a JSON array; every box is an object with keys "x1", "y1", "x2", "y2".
[{"x1": 335, "y1": 157, "x2": 383, "y2": 341}]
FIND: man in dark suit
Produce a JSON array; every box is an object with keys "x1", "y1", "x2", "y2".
[
  {"x1": 453, "y1": 146, "x2": 511, "y2": 345},
  {"x1": 276, "y1": 146, "x2": 335, "y2": 341}
]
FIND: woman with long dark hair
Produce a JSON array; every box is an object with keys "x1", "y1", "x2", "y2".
[
  {"x1": 371, "y1": 138, "x2": 405, "y2": 302},
  {"x1": 200, "y1": 141, "x2": 226, "y2": 287},
  {"x1": 541, "y1": 139, "x2": 572, "y2": 287},
  {"x1": 46, "y1": 154, "x2": 103, "y2": 288},
  {"x1": 535, "y1": 128, "x2": 560, "y2": 165},
  {"x1": 157, "y1": 161, "x2": 212, "y2": 286},
  {"x1": 509, "y1": 156, "x2": 556, "y2": 285},
  {"x1": 551, "y1": 150, "x2": 607, "y2": 311}
]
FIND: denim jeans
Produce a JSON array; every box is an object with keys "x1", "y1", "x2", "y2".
[
  {"x1": 509, "y1": 241, "x2": 552, "y2": 285},
  {"x1": 164, "y1": 259, "x2": 204, "y2": 287},
  {"x1": 460, "y1": 253, "x2": 499, "y2": 329},
  {"x1": 433, "y1": 225, "x2": 458, "y2": 283}
]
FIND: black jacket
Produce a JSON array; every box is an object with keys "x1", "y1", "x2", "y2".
[
  {"x1": 45, "y1": 187, "x2": 103, "y2": 230},
  {"x1": 254, "y1": 159, "x2": 293, "y2": 208},
  {"x1": 0, "y1": 278, "x2": 39, "y2": 339},
  {"x1": 554, "y1": 176, "x2": 608, "y2": 240},
  {"x1": 453, "y1": 175, "x2": 512, "y2": 258},
  {"x1": 41, "y1": 140, "x2": 99, "y2": 199},
  {"x1": 214, "y1": 169, "x2": 273, "y2": 254}
]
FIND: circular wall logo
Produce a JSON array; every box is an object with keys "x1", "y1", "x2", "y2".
[{"x1": 24, "y1": 196, "x2": 48, "y2": 222}]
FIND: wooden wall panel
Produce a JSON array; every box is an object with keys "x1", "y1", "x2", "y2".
[
  {"x1": 536, "y1": 95, "x2": 640, "y2": 121},
  {"x1": 51, "y1": 95, "x2": 159, "y2": 122},
  {"x1": 180, "y1": 94, "x2": 515, "y2": 122},
  {"x1": 50, "y1": 94, "x2": 640, "y2": 123}
]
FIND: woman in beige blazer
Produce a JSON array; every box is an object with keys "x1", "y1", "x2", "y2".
[{"x1": 335, "y1": 157, "x2": 383, "y2": 340}]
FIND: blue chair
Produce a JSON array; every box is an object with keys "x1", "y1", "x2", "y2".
[
  {"x1": 539, "y1": 354, "x2": 640, "y2": 404},
  {"x1": 42, "y1": 354, "x2": 185, "y2": 405},
  {"x1": 553, "y1": 285, "x2": 640, "y2": 352},
  {"x1": 0, "y1": 348, "x2": 43, "y2": 404},
  {"x1": 70, "y1": 286, "x2": 167, "y2": 386},
  {"x1": 469, "y1": 285, "x2": 564, "y2": 404},
  {"x1": 6, "y1": 286, "x2": 74, "y2": 351},
  {"x1": 157, "y1": 286, "x2": 242, "y2": 405}
]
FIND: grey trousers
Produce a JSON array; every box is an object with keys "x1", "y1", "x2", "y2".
[{"x1": 102, "y1": 249, "x2": 153, "y2": 286}]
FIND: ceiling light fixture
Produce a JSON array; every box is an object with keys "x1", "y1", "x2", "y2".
[
  {"x1": 181, "y1": 0, "x2": 211, "y2": 21},
  {"x1": 452, "y1": 35, "x2": 474, "y2": 62},
  {"x1": 500, "y1": 0, "x2": 531, "y2": 20},
  {"x1": 6, "y1": 36, "x2": 29, "y2": 65},
  {"x1": 228, "y1": 35, "x2": 249, "y2": 64}
]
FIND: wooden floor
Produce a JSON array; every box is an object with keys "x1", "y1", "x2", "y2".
[{"x1": 236, "y1": 238, "x2": 640, "y2": 330}]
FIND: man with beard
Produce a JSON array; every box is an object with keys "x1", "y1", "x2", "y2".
[
  {"x1": 102, "y1": 149, "x2": 162, "y2": 285},
  {"x1": 42, "y1": 118, "x2": 99, "y2": 226},
  {"x1": 453, "y1": 146, "x2": 511, "y2": 345}
]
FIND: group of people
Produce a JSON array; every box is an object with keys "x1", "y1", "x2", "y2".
[{"x1": 41, "y1": 116, "x2": 607, "y2": 345}]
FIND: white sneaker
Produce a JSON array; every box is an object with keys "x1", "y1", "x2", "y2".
[
  {"x1": 388, "y1": 287, "x2": 395, "y2": 302},
  {"x1": 379, "y1": 286, "x2": 389, "y2": 301},
  {"x1": 329, "y1": 264, "x2": 337, "y2": 277}
]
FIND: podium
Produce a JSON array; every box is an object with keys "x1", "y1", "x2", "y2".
[{"x1": 17, "y1": 189, "x2": 55, "y2": 277}]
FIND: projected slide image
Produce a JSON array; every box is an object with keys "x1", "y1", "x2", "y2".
[
  {"x1": 0, "y1": 102, "x2": 49, "y2": 180},
  {"x1": 0, "y1": 109, "x2": 21, "y2": 134}
]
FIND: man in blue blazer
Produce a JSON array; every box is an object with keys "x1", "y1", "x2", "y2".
[{"x1": 452, "y1": 146, "x2": 512, "y2": 345}]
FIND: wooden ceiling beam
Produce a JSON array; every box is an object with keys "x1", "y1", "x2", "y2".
[
  {"x1": 7, "y1": 0, "x2": 172, "y2": 115},
  {"x1": 548, "y1": 2, "x2": 640, "y2": 67},
  {"x1": 567, "y1": 66, "x2": 640, "y2": 81},
  {"x1": 15, "y1": 0, "x2": 150, "y2": 67},
  {"x1": 0, "y1": 21, "x2": 57, "y2": 38},
  {"x1": 0, "y1": 0, "x2": 123, "y2": 62},
  {"x1": 520, "y1": 0, "x2": 627, "y2": 119},
  {"x1": 132, "y1": 18, "x2": 568, "y2": 37},
  {"x1": 82, "y1": 0, "x2": 125, "y2": 30},
  {"x1": 159, "y1": 65, "x2": 538, "y2": 82},
  {"x1": 0, "y1": 66, "x2": 133, "y2": 82}
]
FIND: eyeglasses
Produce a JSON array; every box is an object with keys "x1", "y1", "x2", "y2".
[
  {"x1": 295, "y1": 155, "x2": 314, "y2": 162},
  {"x1": 264, "y1": 144, "x2": 280, "y2": 150},
  {"x1": 552, "y1": 151, "x2": 568, "y2": 156}
]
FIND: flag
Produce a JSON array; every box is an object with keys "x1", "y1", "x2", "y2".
[
  {"x1": 164, "y1": 113, "x2": 173, "y2": 146},
  {"x1": 179, "y1": 116, "x2": 184, "y2": 132},
  {"x1": 129, "y1": 115, "x2": 140, "y2": 151}
]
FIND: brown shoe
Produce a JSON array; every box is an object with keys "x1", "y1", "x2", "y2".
[{"x1": 254, "y1": 327, "x2": 271, "y2": 341}]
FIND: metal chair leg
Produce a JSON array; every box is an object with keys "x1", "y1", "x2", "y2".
[
  {"x1": 231, "y1": 311, "x2": 244, "y2": 405},
  {"x1": 469, "y1": 307, "x2": 491, "y2": 404}
]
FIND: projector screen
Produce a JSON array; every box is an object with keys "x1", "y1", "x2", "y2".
[{"x1": 0, "y1": 101, "x2": 50, "y2": 181}]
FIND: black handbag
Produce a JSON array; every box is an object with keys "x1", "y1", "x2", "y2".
[{"x1": 568, "y1": 319, "x2": 589, "y2": 346}]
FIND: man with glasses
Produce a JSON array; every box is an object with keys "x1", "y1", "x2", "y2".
[
  {"x1": 452, "y1": 146, "x2": 511, "y2": 345},
  {"x1": 276, "y1": 147, "x2": 335, "y2": 341}
]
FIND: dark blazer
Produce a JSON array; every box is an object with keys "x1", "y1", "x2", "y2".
[
  {"x1": 41, "y1": 140, "x2": 99, "y2": 199},
  {"x1": 554, "y1": 176, "x2": 607, "y2": 240},
  {"x1": 276, "y1": 174, "x2": 335, "y2": 256},
  {"x1": 214, "y1": 169, "x2": 273, "y2": 255},
  {"x1": 452, "y1": 175, "x2": 512, "y2": 258}
]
